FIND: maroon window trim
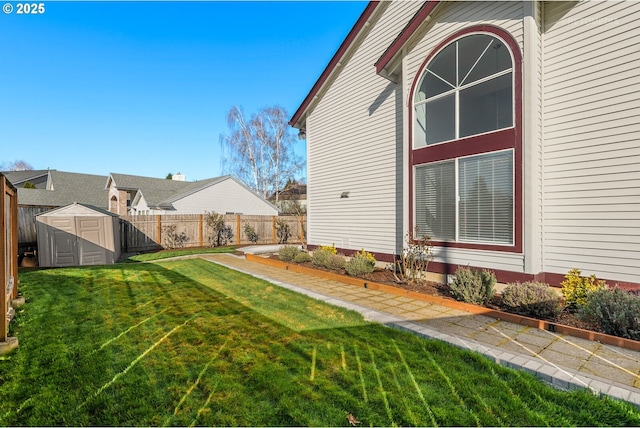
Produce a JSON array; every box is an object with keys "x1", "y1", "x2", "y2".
[{"x1": 409, "y1": 25, "x2": 523, "y2": 253}]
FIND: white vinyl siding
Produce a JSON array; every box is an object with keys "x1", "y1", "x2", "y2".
[
  {"x1": 306, "y1": 1, "x2": 423, "y2": 254},
  {"x1": 404, "y1": 1, "x2": 525, "y2": 271},
  {"x1": 171, "y1": 178, "x2": 278, "y2": 216},
  {"x1": 542, "y1": 0, "x2": 640, "y2": 283}
]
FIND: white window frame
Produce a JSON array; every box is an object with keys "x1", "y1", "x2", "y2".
[{"x1": 413, "y1": 32, "x2": 516, "y2": 149}]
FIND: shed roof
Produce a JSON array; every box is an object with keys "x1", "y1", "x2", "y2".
[{"x1": 37, "y1": 202, "x2": 118, "y2": 218}]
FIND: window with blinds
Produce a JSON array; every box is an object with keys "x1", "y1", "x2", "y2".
[{"x1": 415, "y1": 150, "x2": 513, "y2": 245}]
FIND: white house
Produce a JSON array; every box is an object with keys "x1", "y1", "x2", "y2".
[
  {"x1": 107, "y1": 173, "x2": 278, "y2": 216},
  {"x1": 290, "y1": 0, "x2": 640, "y2": 289}
]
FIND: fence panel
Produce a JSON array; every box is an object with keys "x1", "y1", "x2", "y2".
[{"x1": 120, "y1": 214, "x2": 305, "y2": 253}]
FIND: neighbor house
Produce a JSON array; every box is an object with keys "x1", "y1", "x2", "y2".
[
  {"x1": 107, "y1": 173, "x2": 279, "y2": 216},
  {"x1": 290, "y1": 1, "x2": 640, "y2": 288}
]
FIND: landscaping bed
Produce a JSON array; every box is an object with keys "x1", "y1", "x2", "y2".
[{"x1": 255, "y1": 253, "x2": 640, "y2": 352}]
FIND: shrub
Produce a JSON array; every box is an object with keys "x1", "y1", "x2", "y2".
[
  {"x1": 325, "y1": 253, "x2": 346, "y2": 271},
  {"x1": 561, "y1": 268, "x2": 608, "y2": 308},
  {"x1": 312, "y1": 248, "x2": 345, "y2": 271},
  {"x1": 392, "y1": 228, "x2": 433, "y2": 284},
  {"x1": 162, "y1": 224, "x2": 189, "y2": 249},
  {"x1": 275, "y1": 220, "x2": 291, "y2": 244},
  {"x1": 243, "y1": 223, "x2": 259, "y2": 244},
  {"x1": 579, "y1": 287, "x2": 640, "y2": 340},
  {"x1": 279, "y1": 245, "x2": 301, "y2": 262},
  {"x1": 501, "y1": 282, "x2": 563, "y2": 319},
  {"x1": 312, "y1": 248, "x2": 331, "y2": 268},
  {"x1": 293, "y1": 251, "x2": 311, "y2": 263},
  {"x1": 319, "y1": 244, "x2": 337, "y2": 254},
  {"x1": 205, "y1": 211, "x2": 234, "y2": 247},
  {"x1": 448, "y1": 266, "x2": 496, "y2": 305},
  {"x1": 346, "y1": 249, "x2": 376, "y2": 277}
]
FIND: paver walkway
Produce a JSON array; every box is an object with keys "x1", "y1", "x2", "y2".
[{"x1": 199, "y1": 253, "x2": 640, "y2": 407}]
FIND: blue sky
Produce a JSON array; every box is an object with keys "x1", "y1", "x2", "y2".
[{"x1": 0, "y1": 1, "x2": 367, "y2": 181}]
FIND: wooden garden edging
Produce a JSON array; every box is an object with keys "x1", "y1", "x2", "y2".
[{"x1": 245, "y1": 253, "x2": 640, "y2": 352}]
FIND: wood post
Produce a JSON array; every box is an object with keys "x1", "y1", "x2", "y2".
[
  {"x1": 272, "y1": 216, "x2": 277, "y2": 244},
  {"x1": 198, "y1": 214, "x2": 203, "y2": 247},
  {"x1": 156, "y1": 215, "x2": 162, "y2": 247},
  {"x1": 235, "y1": 214, "x2": 241, "y2": 245}
]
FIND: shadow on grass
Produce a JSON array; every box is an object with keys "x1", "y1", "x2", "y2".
[{"x1": 2, "y1": 260, "x2": 638, "y2": 427}]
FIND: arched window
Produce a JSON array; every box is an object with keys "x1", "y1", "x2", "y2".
[
  {"x1": 411, "y1": 29, "x2": 520, "y2": 249},
  {"x1": 414, "y1": 33, "x2": 513, "y2": 147}
]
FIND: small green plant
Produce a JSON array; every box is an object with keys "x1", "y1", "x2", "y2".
[
  {"x1": 205, "y1": 211, "x2": 234, "y2": 247},
  {"x1": 392, "y1": 229, "x2": 433, "y2": 284},
  {"x1": 293, "y1": 251, "x2": 311, "y2": 263},
  {"x1": 346, "y1": 249, "x2": 376, "y2": 277},
  {"x1": 579, "y1": 287, "x2": 640, "y2": 340},
  {"x1": 501, "y1": 281, "x2": 563, "y2": 319},
  {"x1": 448, "y1": 266, "x2": 496, "y2": 305},
  {"x1": 276, "y1": 219, "x2": 291, "y2": 244},
  {"x1": 279, "y1": 245, "x2": 301, "y2": 262},
  {"x1": 243, "y1": 223, "x2": 259, "y2": 244},
  {"x1": 561, "y1": 268, "x2": 608, "y2": 308},
  {"x1": 312, "y1": 247, "x2": 345, "y2": 271}
]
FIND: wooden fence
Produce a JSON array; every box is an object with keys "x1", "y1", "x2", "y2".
[{"x1": 120, "y1": 214, "x2": 306, "y2": 253}]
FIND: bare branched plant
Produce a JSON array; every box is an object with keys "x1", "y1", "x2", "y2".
[{"x1": 392, "y1": 228, "x2": 433, "y2": 284}]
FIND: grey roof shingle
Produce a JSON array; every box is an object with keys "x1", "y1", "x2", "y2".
[{"x1": 17, "y1": 171, "x2": 109, "y2": 208}]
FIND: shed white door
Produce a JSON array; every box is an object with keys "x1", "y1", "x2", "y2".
[
  {"x1": 76, "y1": 217, "x2": 108, "y2": 265},
  {"x1": 48, "y1": 217, "x2": 78, "y2": 267}
]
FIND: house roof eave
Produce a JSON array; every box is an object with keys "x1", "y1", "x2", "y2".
[
  {"x1": 375, "y1": 0, "x2": 441, "y2": 78},
  {"x1": 289, "y1": 1, "x2": 383, "y2": 130}
]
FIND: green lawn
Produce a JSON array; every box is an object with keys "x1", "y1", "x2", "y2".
[{"x1": 1, "y1": 258, "x2": 639, "y2": 426}]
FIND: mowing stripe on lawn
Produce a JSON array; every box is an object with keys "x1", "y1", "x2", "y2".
[
  {"x1": 392, "y1": 341, "x2": 438, "y2": 427},
  {"x1": 165, "y1": 335, "x2": 231, "y2": 426},
  {"x1": 77, "y1": 313, "x2": 199, "y2": 411},
  {"x1": 341, "y1": 344, "x2": 347, "y2": 371},
  {"x1": 90, "y1": 309, "x2": 169, "y2": 356},
  {"x1": 423, "y1": 347, "x2": 481, "y2": 427},
  {"x1": 188, "y1": 380, "x2": 221, "y2": 428},
  {"x1": 388, "y1": 364, "x2": 420, "y2": 427},
  {"x1": 310, "y1": 346, "x2": 317, "y2": 381},
  {"x1": 368, "y1": 345, "x2": 395, "y2": 427},
  {"x1": 354, "y1": 346, "x2": 368, "y2": 403}
]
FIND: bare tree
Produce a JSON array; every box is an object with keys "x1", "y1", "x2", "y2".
[
  {"x1": 220, "y1": 105, "x2": 303, "y2": 201},
  {"x1": 1, "y1": 160, "x2": 33, "y2": 171}
]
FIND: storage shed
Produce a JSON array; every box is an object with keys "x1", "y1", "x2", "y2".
[{"x1": 36, "y1": 203, "x2": 121, "y2": 267}]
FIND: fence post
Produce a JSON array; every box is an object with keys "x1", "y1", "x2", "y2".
[
  {"x1": 235, "y1": 214, "x2": 241, "y2": 245},
  {"x1": 272, "y1": 216, "x2": 277, "y2": 244},
  {"x1": 156, "y1": 215, "x2": 162, "y2": 247},
  {"x1": 198, "y1": 214, "x2": 203, "y2": 247}
]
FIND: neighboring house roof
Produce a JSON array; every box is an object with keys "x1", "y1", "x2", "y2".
[
  {"x1": 1, "y1": 169, "x2": 50, "y2": 189},
  {"x1": 129, "y1": 174, "x2": 278, "y2": 212},
  {"x1": 17, "y1": 171, "x2": 108, "y2": 208},
  {"x1": 269, "y1": 184, "x2": 307, "y2": 202}
]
